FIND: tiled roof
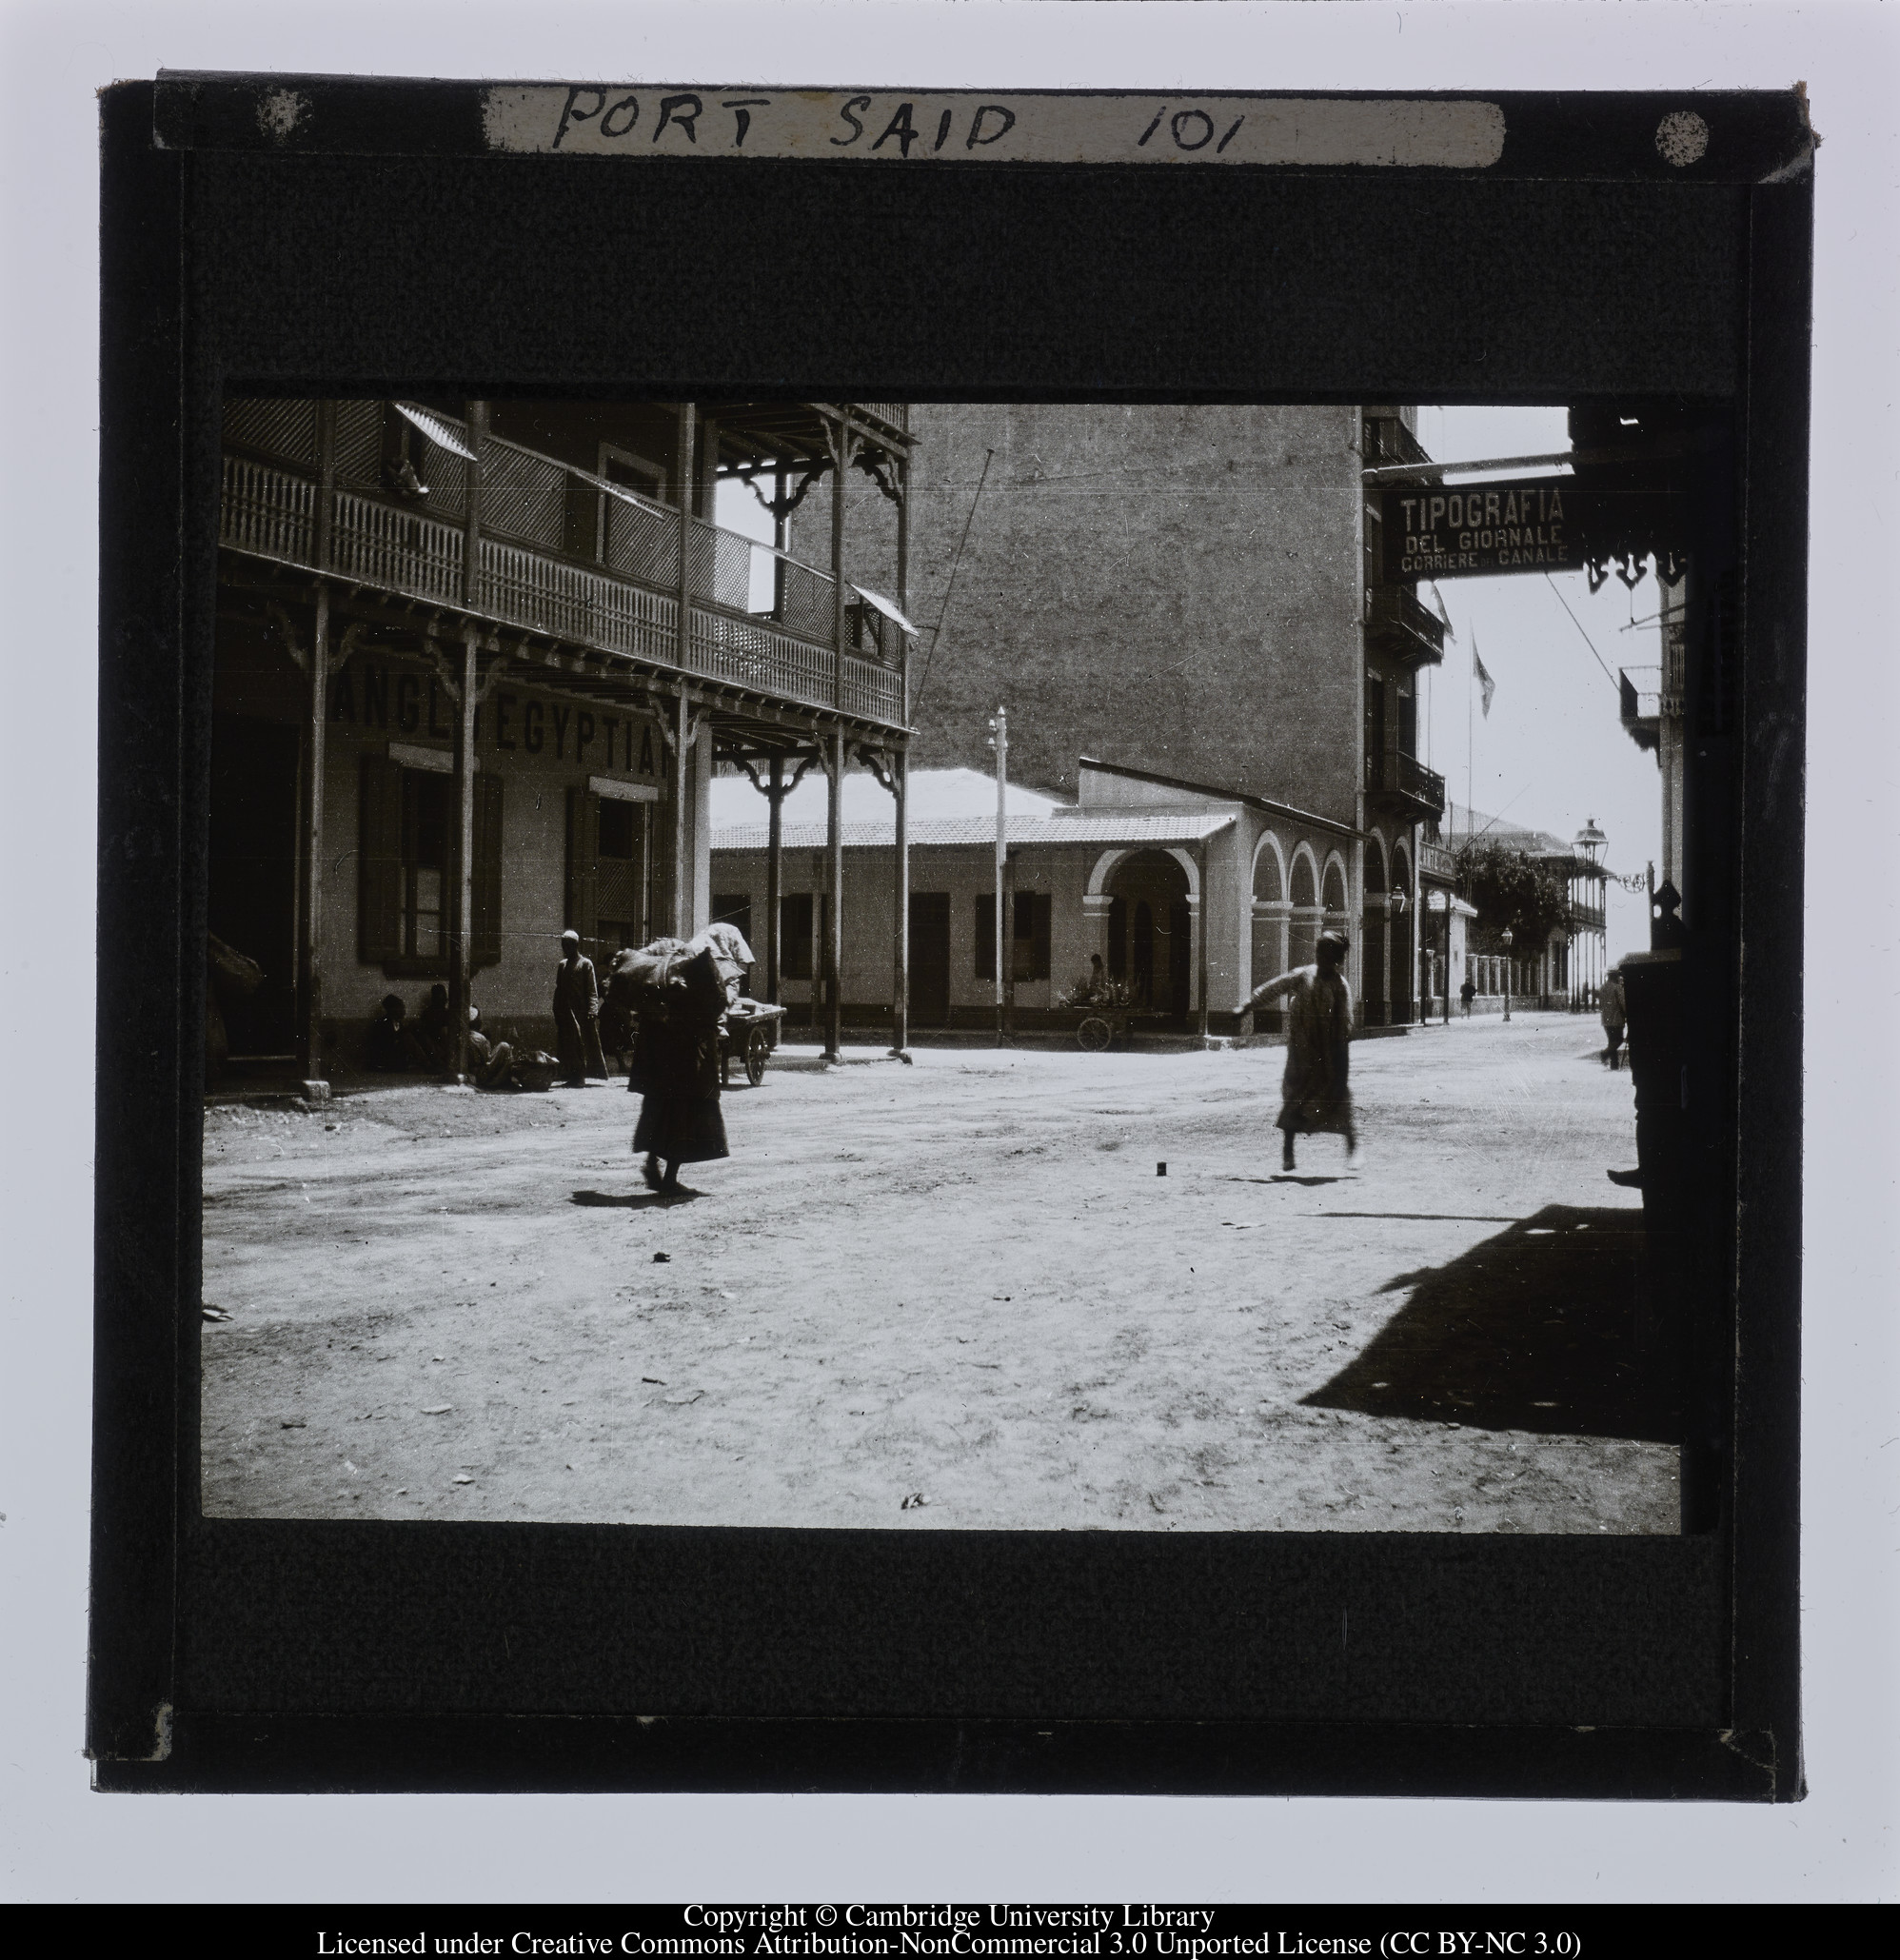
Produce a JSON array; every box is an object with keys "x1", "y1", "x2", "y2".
[{"x1": 712, "y1": 810, "x2": 1238, "y2": 853}]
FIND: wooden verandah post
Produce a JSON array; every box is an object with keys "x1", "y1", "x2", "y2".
[
  {"x1": 295, "y1": 402, "x2": 337, "y2": 1091},
  {"x1": 825, "y1": 725, "x2": 845, "y2": 1061}
]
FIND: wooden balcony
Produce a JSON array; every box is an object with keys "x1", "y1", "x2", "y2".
[
  {"x1": 220, "y1": 452, "x2": 908, "y2": 732},
  {"x1": 1364, "y1": 746, "x2": 1447, "y2": 821},
  {"x1": 1367, "y1": 584, "x2": 1447, "y2": 668},
  {"x1": 1619, "y1": 665, "x2": 1662, "y2": 754}
]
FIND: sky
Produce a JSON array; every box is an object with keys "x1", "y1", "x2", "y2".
[
  {"x1": 1413, "y1": 406, "x2": 1666, "y2": 962},
  {"x1": 715, "y1": 405, "x2": 1665, "y2": 960}
]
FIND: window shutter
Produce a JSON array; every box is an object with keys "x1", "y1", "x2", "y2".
[
  {"x1": 1032, "y1": 893, "x2": 1052, "y2": 981},
  {"x1": 358, "y1": 755, "x2": 404, "y2": 961},
  {"x1": 565, "y1": 786, "x2": 600, "y2": 957},
  {"x1": 974, "y1": 894, "x2": 995, "y2": 980},
  {"x1": 473, "y1": 773, "x2": 505, "y2": 969}
]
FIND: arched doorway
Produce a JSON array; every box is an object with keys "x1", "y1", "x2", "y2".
[
  {"x1": 1391, "y1": 846, "x2": 1414, "y2": 1022},
  {"x1": 1106, "y1": 849, "x2": 1193, "y2": 1020},
  {"x1": 1361, "y1": 836, "x2": 1389, "y2": 1026},
  {"x1": 1251, "y1": 835, "x2": 1290, "y2": 1024},
  {"x1": 1289, "y1": 847, "x2": 1320, "y2": 970}
]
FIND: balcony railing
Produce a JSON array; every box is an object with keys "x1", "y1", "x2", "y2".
[
  {"x1": 1364, "y1": 745, "x2": 1446, "y2": 816},
  {"x1": 1619, "y1": 664, "x2": 1662, "y2": 754},
  {"x1": 1568, "y1": 901, "x2": 1607, "y2": 932},
  {"x1": 220, "y1": 453, "x2": 907, "y2": 730},
  {"x1": 1367, "y1": 585, "x2": 1447, "y2": 666}
]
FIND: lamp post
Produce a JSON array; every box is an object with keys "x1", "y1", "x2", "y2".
[
  {"x1": 1501, "y1": 925, "x2": 1514, "y2": 1023},
  {"x1": 987, "y1": 707, "x2": 1007, "y2": 1047},
  {"x1": 1573, "y1": 817, "x2": 1607, "y2": 1009},
  {"x1": 1391, "y1": 885, "x2": 1410, "y2": 1023}
]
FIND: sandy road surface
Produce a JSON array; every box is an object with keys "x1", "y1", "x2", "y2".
[{"x1": 201, "y1": 1014, "x2": 1677, "y2": 1532}]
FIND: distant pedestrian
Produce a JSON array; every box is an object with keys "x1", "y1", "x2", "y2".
[
  {"x1": 1599, "y1": 966, "x2": 1628, "y2": 1069},
  {"x1": 1459, "y1": 974, "x2": 1476, "y2": 1017},
  {"x1": 1245, "y1": 928, "x2": 1357, "y2": 1173},
  {"x1": 552, "y1": 929, "x2": 607, "y2": 1086}
]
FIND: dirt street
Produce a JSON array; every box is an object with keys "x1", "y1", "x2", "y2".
[{"x1": 200, "y1": 1013, "x2": 1678, "y2": 1534}]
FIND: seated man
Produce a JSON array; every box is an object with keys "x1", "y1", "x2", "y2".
[
  {"x1": 411, "y1": 983, "x2": 454, "y2": 1072},
  {"x1": 366, "y1": 994, "x2": 412, "y2": 1072},
  {"x1": 466, "y1": 1006, "x2": 517, "y2": 1090}
]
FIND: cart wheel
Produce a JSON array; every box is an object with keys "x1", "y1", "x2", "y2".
[
  {"x1": 745, "y1": 1026, "x2": 769, "y2": 1086},
  {"x1": 1077, "y1": 1016, "x2": 1113, "y2": 1054}
]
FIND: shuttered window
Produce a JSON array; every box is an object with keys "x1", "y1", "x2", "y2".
[
  {"x1": 780, "y1": 894, "x2": 814, "y2": 980},
  {"x1": 360, "y1": 754, "x2": 502, "y2": 975},
  {"x1": 568, "y1": 787, "x2": 652, "y2": 966},
  {"x1": 1012, "y1": 890, "x2": 1052, "y2": 982}
]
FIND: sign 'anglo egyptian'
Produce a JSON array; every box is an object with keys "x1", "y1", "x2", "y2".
[{"x1": 1378, "y1": 476, "x2": 1679, "y2": 582}]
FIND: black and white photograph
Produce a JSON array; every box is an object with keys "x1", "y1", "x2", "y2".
[
  {"x1": 201, "y1": 389, "x2": 1715, "y2": 1538},
  {"x1": 24, "y1": 0, "x2": 1890, "y2": 1884}
]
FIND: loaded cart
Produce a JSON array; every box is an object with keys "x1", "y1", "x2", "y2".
[{"x1": 719, "y1": 998, "x2": 786, "y2": 1087}]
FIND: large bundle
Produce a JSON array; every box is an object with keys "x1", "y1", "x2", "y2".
[{"x1": 607, "y1": 937, "x2": 693, "y2": 1012}]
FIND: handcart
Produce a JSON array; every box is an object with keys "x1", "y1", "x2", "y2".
[
  {"x1": 1075, "y1": 1006, "x2": 1133, "y2": 1053},
  {"x1": 720, "y1": 998, "x2": 786, "y2": 1086}
]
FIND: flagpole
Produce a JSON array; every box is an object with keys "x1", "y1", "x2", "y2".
[{"x1": 1467, "y1": 637, "x2": 1474, "y2": 845}]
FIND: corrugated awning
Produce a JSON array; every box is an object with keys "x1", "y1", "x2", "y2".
[
  {"x1": 851, "y1": 586, "x2": 919, "y2": 636},
  {"x1": 393, "y1": 401, "x2": 478, "y2": 462}
]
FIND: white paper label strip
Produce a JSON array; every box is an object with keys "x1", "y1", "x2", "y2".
[{"x1": 481, "y1": 89, "x2": 1507, "y2": 169}]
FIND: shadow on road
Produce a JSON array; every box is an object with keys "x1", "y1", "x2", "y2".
[
  {"x1": 1303, "y1": 1204, "x2": 1680, "y2": 1442},
  {"x1": 568, "y1": 1188, "x2": 703, "y2": 1209},
  {"x1": 1225, "y1": 1173, "x2": 1353, "y2": 1187}
]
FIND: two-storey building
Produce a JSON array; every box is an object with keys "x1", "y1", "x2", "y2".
[
  {"x1": 210, "y1": 397, "x2": 916, "y2": 1087},
  {"x1": 809, "y1": 403, "x2": 1447, "y2": 1030}
]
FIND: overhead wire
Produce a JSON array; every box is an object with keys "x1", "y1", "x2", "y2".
[
  {"x1": 1542, "y1": 571, "x2": 1621, "y2": 690},
  {"x1": 909, "y1": 447, "x2": 993, "y2": 722}
]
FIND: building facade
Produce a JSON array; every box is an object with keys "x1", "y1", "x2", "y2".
[
  {"x1": 210, "y1": 396, "x2": 916, "y2": 1084},
  {"x1": 711, "y1": 757, "x2": 1365, "y2": 1037},
  {"x1": 1439, "y1": 802, "x2": 1613, "y2": 1010},
  {"x1": 800, "y1": 403, "x2": 1449, "y2": 1029}
]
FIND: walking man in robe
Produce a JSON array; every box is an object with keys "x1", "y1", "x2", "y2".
[
  {"x1": 1599, "y1": 964, "x2": 1628, "y2": 1069},
  {"x1": 1243, "y1": 928, "x2": 1357, "y2": 1173},
  {"x1": 552, "y1": 928, "x2": 607, "y2": 1087}
]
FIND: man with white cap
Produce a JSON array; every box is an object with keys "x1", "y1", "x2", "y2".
[{"x1": 552, "y1": 928, "x2": 606, "y2": 1087}]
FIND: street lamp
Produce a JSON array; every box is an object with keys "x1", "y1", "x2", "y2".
[
  {"x1": 1390, "y1": 884, "x2": 1412, "y2": 1024},
  {"x1": 1501, "y1": 925, "x2": 1514, "y2": 1023}
]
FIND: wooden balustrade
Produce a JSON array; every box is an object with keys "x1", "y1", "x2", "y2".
[{"x1": 221, "y1": 455, "x2": 907, "y2": 728}]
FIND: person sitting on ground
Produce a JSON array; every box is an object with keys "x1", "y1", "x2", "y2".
[
  {"x1": 412, "y1": 983, "x2": 454, "y2": 1072},
  {"x1": 466, "y1": 1006, "x2": 517, "y2": 1090},
  {"x1": 366, "y1": 994, "x2": 412, "y2": 1073},
  {"x1": 1243, "y1": 928, "x2": 1357, "y2": 1174}
]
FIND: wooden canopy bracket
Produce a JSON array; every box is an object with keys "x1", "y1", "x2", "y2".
[
  {"x1": 738, "y1": 753, "x2": 819, "y2": 802},
  {"x1": 422, "y1": 632, "x2": 464, "y2": 703},
  {"x1": 853, "y1": 449, "x2": 904, "y2": 509},
  {"x1": 740, "y1": 458, "x2": 829, "y2": 524},
  {"x1": 857, "y1": 746, "x2": 898, "y2": 798},
  {"x1": 264, "y1": 599, "x2": 308, "y2": 673}
]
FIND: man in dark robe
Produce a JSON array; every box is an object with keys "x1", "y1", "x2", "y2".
[
  {"x1": 552, "y1": 929, "x2": 607, "y2": 1086},
  {"x1": 628, "y1": 941, "x2": 730, "y2": 1195},
  {"x1": 1245, "y1": 928, "x2": 1357, "y2": 1173}
]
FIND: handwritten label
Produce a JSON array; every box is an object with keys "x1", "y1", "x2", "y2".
[{"x1": 480, "y1": 89, "x2": 1507, "y2": 168}]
